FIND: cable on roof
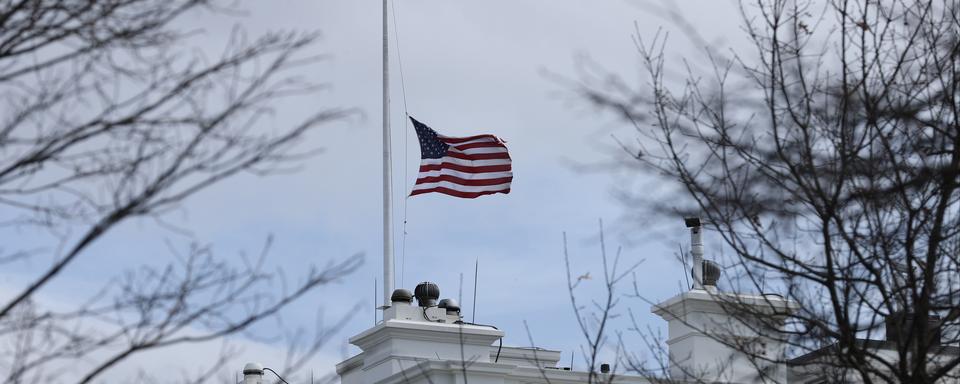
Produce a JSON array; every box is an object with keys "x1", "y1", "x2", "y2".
[{"x1": 263, "y1": 367, "x2": 290, "y2": 384}]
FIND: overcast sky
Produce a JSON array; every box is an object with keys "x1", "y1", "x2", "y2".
[{"x1": 3, "y1": 0, "x2": 751, "y2": 380}]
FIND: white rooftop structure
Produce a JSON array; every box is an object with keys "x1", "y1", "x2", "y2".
[
  {"x1": 317, "y1": 220, "x2": 798, "y2": 383},
  {"x1": 330, "y1": 283, "x2": 649, "y2": 384},
  {"x1": 319, "y1": 275, "x2": 797, "y2": 384},
  {"x1": 652, "y1": 288, "x2": 796, "y2": 383},
  {"x1": 238, "y1": 221, "x2": 954, "y2": 383}
]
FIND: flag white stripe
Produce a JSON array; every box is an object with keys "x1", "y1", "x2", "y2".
[
  {"x1": 411, "y1": 180, "x2": 512, "y2": 193},
  {"x1": 417, "y1": 169, "x2": 513, "y2": 180},
  {"x1": 440, "y1": 136, "x2": 501, "y2": 146},
  {"x1": 421, "y1": 157, "x2": 511, "y2": 168},
  {"x1": 449, "y1": 146, "x2": 509, "y2": 155}
]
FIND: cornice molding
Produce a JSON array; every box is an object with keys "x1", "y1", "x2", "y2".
[{"x1": 350, "y1": 319, "x2": 504, "y2": 351}]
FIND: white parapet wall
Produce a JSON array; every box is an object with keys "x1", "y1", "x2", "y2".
[{"x1": 341, "y1": 318, "x2": 504, "y2": 383}]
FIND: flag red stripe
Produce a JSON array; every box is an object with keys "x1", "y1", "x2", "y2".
[
  {"x1": 419, "y1": 162, "x2": 512, "y2": 173},
  {"x1": 415, "y1": 175, "x2": 513, "y2": 186},
  {"x1": 441, "y1": 134, "x2": 500, "y2": 144},
  {"x1": 410, "y1": 187, "x2": 511, "y2": 199},
  {"x1": 445, "y1": 151, "x2": 511, "y2": 160},
  {"x1": 452, "y1": 142, "x2": 506, "y2": 151}
]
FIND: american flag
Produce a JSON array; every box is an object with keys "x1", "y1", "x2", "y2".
[{"x1": 409, "y1": 116, "x2": 512, "y2": 198}]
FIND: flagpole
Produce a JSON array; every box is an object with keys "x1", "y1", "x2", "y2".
[{"x1": 382, "y1": 0, "x2": 395, "y2": 308}]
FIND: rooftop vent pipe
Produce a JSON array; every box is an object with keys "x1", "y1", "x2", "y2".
[
  {"x1": 391, "y1": 288, "x2": 413, "y2": 304},
  {"x1": 242, "y1": 362, "x2": 263, "y2": 384},
  {"x1": 414, "y1": 282, "x2": 440, "y2": 307},
  {"x1": 702, "y1": 260, "x2": 721, "y2": 287},
  {"x1": 685, "y1": 217, "x2": 704, "y2": 289},
  {"x1": 438, "y1": 298, "x2": 460, "y2": 315}
]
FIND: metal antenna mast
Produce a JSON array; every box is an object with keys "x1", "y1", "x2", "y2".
[{"x1": 472, "y1": 258, "x2": 479, "y2": 322}]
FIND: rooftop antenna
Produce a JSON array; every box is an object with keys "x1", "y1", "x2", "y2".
[
  {"x1": 685, "y1": 217, "x2": 704, "y2": 290},
  {"x1": 374, "y1": 278, "x2": 378, "y2": 325},
  {"x1": 472, "y1": 258, "x2": 479, "y2": 323},
  {"x1": 458, "y1": 272, "x2": 464, "y2": 304}
]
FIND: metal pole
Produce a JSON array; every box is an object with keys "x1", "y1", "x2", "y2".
[
  {"x1": 382, "y1": 0, "x2": 394, "y2": 308},
  {"x1": 691, "y1": 226, "x2": 704, "y2": 290},
  {"x1": 472, "y1": 258, "x2": 479, "y2": 322}
]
